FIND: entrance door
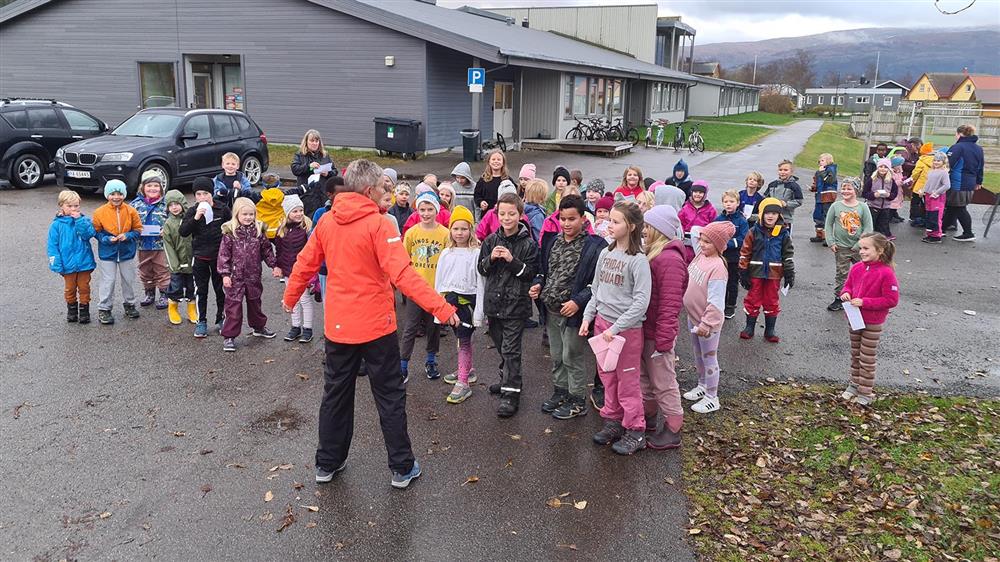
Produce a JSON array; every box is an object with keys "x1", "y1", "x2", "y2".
[
  {"x1": 493, "y1": 81, "x2": 514, "y2": 140},
  {"x1": 192, "y1": 73, "x2": 213, "y2": 109}
]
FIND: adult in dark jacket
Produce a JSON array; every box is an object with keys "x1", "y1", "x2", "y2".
[
  {"x1": 531, "y1": 195, "x2": 606, "y2": 418},
  {"x1": 291, "y1": 129, "x2": 336, "y2": 188},
  {"x1": 478, "y1": 193, "x2": 538, "y2": 418},
  {"x1": 944, "y1": 124, "x2": 985, "y2": 241}
]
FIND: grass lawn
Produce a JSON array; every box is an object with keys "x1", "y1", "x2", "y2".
[
  {"x1": 794, "y1": 122, "x2": 866, "y2": 177},
  {"x1": 267, "y1": 144, "x2": 403, "y2": 170},
  {"x1": 983, "y1": 170, "x2": 1000, "y2": 194},
  {"x1": 638, "y1": 122, "x2": 773, "y2": 153},
  {"x1": 682, "y1": 383, "x2": 999, "y2": 562},
  {"x1": 697, "y1": 112, "x2": 797, "y2": 126}
]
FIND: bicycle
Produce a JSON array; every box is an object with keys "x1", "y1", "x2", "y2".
[
  {"x1": 480, "y1": 131, "x2": 506, "y2": 154},
  {"x1": 644, "y1": 119, "x2": 670, "y2": 149},
  {"x1": 671, "y1": 123, "x2": 685, "y2": 152},
  {"x1": 687, "y1": 122, "x2": 705, "y2": 153},
  {"x1": 565, "y1": 116, "x2": 592, "y2": 141},
  {"x1": 585, "y1": 117, "x2": 608, "y2": 141}
]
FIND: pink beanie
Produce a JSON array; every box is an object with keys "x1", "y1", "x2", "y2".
[
  {"x1": 518, "y1": 163, "x2": 536, "y2": 180},
  {"x1": 700, "y1": 221, "x2": 736, "y2": 254}
]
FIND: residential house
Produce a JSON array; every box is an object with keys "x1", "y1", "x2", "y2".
[{"x1": 803, "y1": 81, "x2": 908, "y2": 112}]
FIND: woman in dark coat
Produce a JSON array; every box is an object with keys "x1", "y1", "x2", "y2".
[
  {"x1": 291, "y1": 129, "x2": 335, "y2": 188},
  {"x1": 944, "y1": 124, "x2": 985, "y2": 242}
]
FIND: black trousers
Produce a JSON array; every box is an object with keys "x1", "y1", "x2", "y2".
[
  {"x1": 487, "y1": 317, "x2": 526, "y2": 398},
  {"x1": 193, "y1": 258, "x2": 225, "y2": 324},
  {"x1": 724, "y1": 251, "x2": 740, "y2": 310},
  {"x1": 166, "y1": 272, "x2": 195, "y2": 301},
  {"x1": 316, "y1": 332, "x2": 414, "y2": 474},
  {"x1": 909, "y1": 195, "x2": 925, "y2": 221},
  {"x1": 942, "y1": 205, "x2": 973, "y2": 235},
  {"x1": 872, "y1": 208, "x2": 892, "y2": 237}
]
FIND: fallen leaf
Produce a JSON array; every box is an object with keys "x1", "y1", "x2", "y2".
[
  {"x1": 688, "y1": 528, "x2": 702, "y2": 535},
  {"x1": 300, "y1": 505, "x2": 319, "y2": 512},
  {"x1": 504, "y1": 459, "x2": 513, "y2": 468},
  {"x1": 508, "y1": 434, "x2": 522, "y2": 441},
  {"x1": 664, "y1": 477, "x2": 675, "y2": 485},
  {"x1": 462, "y1": 476, "x2": 480, "y2": 486},
  {"x1": 200, "y1": 484, "x2": 212, "y2": 497},
  {"x1": 884, "y1": 548, "x2": 902, "y2": 560},
  {"x1": 225, "y1": 463, "x2": 246, "y2": 469},
  {"x1": 276, "y1": 505, "x2": 296, "y2": 532},
  {"x1": 296, "y1": 373, "x2": 309, "y2": 381},
  {"x1": 756, "y1": 456, "x2": 767, "y2": 468},
  {"x1": 544, "y1": 428, "x2": 553, "y2": 434},
  {"x1": 545, "y1": 497, "x2": 564, "y2": 508},
  {"x1": 172, "y1": 431, "x2": 186, "y2": 437},
  {"x1": 556, "y1": 544, "x2": 578, "y2": 551},
  {"x1": 264, "y1": 490, "x2": 274, "y2": 502},
  {"x1": 292, "y1": 481, "x2": 304, "y2": 490},
  {"x1": 573, "y1": 500, "x2": 587, "y2": 510},
  {"x1": 305, "y1": 521, "x2": 317, "y2": 529},
  {"x1": 99, "y1": 511, "x2": 112, "y2": 519}
]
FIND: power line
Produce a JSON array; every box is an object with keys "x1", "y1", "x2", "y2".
[{"x1": 934, "y1": 0, "x2": 977, "y2": 15}]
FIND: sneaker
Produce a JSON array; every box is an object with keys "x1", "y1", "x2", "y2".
[
  {"x1": 446, "y1": 383, "x2": 472, "y2": 404},
  {"x1": 841, "y1": 384, "x2": 859, "y2": 401},
  {"x1": 98, "y1": 309, "x2": 114, "y2": 325},
  {"x1": 612, "y1": 430, "x2": 647, "y2": 455},
  {"x1": 252, "y1": 327, "x2": 276, "y2": 338},
  {"x1": 315, "y1": 460, "x2": 347, "y2": 483},
  {"x1": 194, "y1": 321, "x2": 208, "y2": 338},
  {"x1": 854, "y1": 393, "x2": 874, "y2": 407},
  {"x1": 298, "y1": 328, "x2": 313, "y2": 343},
  {"x1": 724, "y1": 306, "x2": 736, "y2": 319},
  {"x1": 140, "y1": 289, "x2": 156, "y2": 307},
  {"x1": 443, "y1": 370, "x2": 477, "y2": 385},
  {"x1": 496, "y1": 396, "x2": 519, "y2": 418},
  {"x1": 154, "y1": 295, "x2": 168, "y2": 310},
  {"x1": 922, "y1": 236, "x2": 943, "y2": 244},
  {"x1": 945, "y1": 224, "x2": 957, "y2": 232},
  {"x1": 223, "y1": 338, "x2": 236, "y2": 352},
  {"x1": 953, "y1": 233, "x2": 976, "y2": 242},
  {"x1": 123, "y1": 303, "x2": 140, "y2": 319},
  {"x1": 552, "y1": 396, "x2": 588, "y2": 420},
  {"x1": 593, "y1": 420, "x2": 624, "y2": 445},
  {"x1": 425, "y1": 361, "x2": 441, "y2": 380},
  {"x1": 401, "y1": 366, "x2": 409, "y2": 385},
  {"x1": 391, "y1": 460, "x2": 421, "y2": 489},
  {"x1": 285, "y1": 326, "x2": 302, "y2": 341},
  {"x1": 827, "y1": 299, "x2": 844, "y2": 311},
  {"x1": 590, "y1": 386, "x2": 605, "y2": 410},
  {"x1": 682, "y1": 385, "x2": 706, "y2": 401},
  {"x1": 691, "y1": 396, "x2": 721, "y2": 414},
  {"x1": 215, "y1": 319, "x2": 225, "y2": 334},
  {"x1": 541, "y1": 387, "x2": 569, "y2": 414}
]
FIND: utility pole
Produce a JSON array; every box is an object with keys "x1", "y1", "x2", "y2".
[
  {"x1": 751, "y1": 54, "x2": 758, "y2": 85},
  {"x1": 861, "y1": 51, "x2": 880, "y2": 171}
]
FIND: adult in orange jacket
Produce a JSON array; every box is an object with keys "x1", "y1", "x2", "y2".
[{"x1": 283, "y1": 159, "x2": 457, "y2": 490}]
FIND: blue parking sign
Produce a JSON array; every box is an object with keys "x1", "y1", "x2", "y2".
[{"x1": 467, "y1": 67, "x2": 485, "y2": 87}]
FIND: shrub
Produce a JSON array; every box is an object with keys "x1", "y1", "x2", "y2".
[
  {"x1": 807, "y1": 104, "x2": 835, "y2": 116},
  {"x1": 759, "y1": 93, "x2": 793, "y2": 114}
]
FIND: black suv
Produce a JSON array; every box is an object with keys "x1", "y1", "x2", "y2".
[
  {"x1": 56, "y1": 108, "x2": 268, "y2": 196},
  {"x1": 0, "y1": 99, "x2": 109, "y2": 189}
]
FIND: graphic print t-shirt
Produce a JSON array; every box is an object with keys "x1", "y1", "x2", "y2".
[{"x1": 404, "y1": 223, "x2": 449, "y2": 287}]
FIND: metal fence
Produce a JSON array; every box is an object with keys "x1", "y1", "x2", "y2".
[{"x1": 851, "y1": 101, "x2": 999, "y2": 146}]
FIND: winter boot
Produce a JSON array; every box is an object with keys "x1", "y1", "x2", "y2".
[
  {"x1": 155, "y1": 293, "x2": 168, "y2": 310},
  {"x1": 140, "y1": 288, "x2": 156, "y2": 307},
  {"x1": 763, "y1": 316, "x2": 780, "y2": 343},
  {"x1": 739, "y1": 314, "x2": 757, "y2": 339},
  {"x1": 496, "y1": 395, "x2": 519, "y2": 418},
  {"x1": 66, "y1": 302, "x2": 78, "y2": 323},
  {"x1": 123, "y1": 302, "x2": 140, "y2": 319},
  {"x1": 541, "y1": 387, "x2": 569, "y2": 414},
  {"x1": 78, "y1": 304, "x2": 91, "y2": 324},
  {"x1": 186, "y1": 301, "x2": 198, "y2": 324},
  {"x1": 809, "y1": 228, "x2": 825, "y2": 243},
  {"x1": 167, "y1": 300, "x2": 182, "y2": 325}
]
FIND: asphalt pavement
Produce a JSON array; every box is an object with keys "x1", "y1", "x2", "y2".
[{"x1": 2, "y1": 120, "x2": 997, "y2": 560}]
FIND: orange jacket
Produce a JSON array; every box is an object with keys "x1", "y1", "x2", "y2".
[{"x1": 283, "y1": 192, "x2": 455, "y2": 344}]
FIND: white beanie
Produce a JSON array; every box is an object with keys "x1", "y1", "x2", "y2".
[
  {"x1": 497, "y1": 179, "x2": 518, "y2": 199},
  {"x1": 414, "y1": 191, "x2": 441, "y2": 213},
  {"x1": 282, "y1": 194, "x2": 304, "y2": 216}
]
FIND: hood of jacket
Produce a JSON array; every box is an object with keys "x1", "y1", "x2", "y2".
[
  {"x1": 672, "y1": 159, "x2": 689, "y2": 182},
  {"x1": 164, "y1": 189, "x2": 188, "y2": 213},
  {"x1": 331, "y1": 192, "x2": 381, "y2": 225},
  {"x1": 498, "y1": 221, "x2": 532, "y2": 244},
  {"x1": 222, "y1": 220, "x2": 266, "y2": 237},
  {"x1": 451, "y1": 162, "x2": 475, "y2": 184}
]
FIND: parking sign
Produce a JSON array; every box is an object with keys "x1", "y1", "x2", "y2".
[{"x1": 468, "y1": 67, "x2": 485, "y2": 93}]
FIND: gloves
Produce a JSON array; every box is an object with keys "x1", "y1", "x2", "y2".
[
  {"x1": 739, "y1": 270, "x2": 751, "y2": 290},
  {"x1": 784, "y1": 271, "x2": 795, "y2": 290}
]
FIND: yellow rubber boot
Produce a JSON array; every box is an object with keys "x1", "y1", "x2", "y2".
[
  {"x1": 186, "y1": 300, "x2": 198, "y2": 324},
  {"x1": 167, "y1": 300, "x2": 182, "y2": 325}
]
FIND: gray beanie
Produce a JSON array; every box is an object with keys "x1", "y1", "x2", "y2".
[
  {"x1": 382, "y1": 168, "x2": 398, "y2": 185},
  {"x1": 644, "y1": 204, "x2": 684, "y2": 241},
  {"x1": 585, "y1": 178, "x2": 606, "y2": 194}
]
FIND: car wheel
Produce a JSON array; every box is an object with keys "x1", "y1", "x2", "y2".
[
  {"x1": 11, "y1": 153, "x2": 45, "y2": 189},
  {"x1": 140, "y1": 163, "x2": 171, "y2": 194},
  {"x1": 242, "y1": 155, "x2": 262, "y2": 185}
]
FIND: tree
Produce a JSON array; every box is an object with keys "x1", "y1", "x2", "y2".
[{"x1": 782, "y1": 50, "x2": 816, "y2": 95}]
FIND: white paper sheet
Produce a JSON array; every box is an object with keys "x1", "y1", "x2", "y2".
[
  {"x1": 198, "y1": 201, "x2": 213, "y2": 224},
  {"x1": 141, "y1": 224, "x2": 161, "y2": 236},
  {"x1": 743, "y1": 204, "x2": 755, "y2": 219},
  {"x1": 781, "y1": 283, "x2": 790, "y2": 296},
  {"x1": 315, "y1": 162, "x2": 333, "y2": 174},
  {"x1": 843, "y1": 302, "x2": 866, "y2": 331}
]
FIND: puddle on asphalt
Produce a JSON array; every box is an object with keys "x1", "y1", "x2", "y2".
[{"x1": 249, "y1": 406, "x2": 306, "y2": 434}]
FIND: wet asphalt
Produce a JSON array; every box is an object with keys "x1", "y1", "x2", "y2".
[{"x1": 2, "y1": 126, "x2": 997, "y2": 559}]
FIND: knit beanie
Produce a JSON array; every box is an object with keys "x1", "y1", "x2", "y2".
[
  {"x1": 932, "y1": 151, "x2": 948, "y2": 164},
  {"x1": 644, "y1": 204, "x2": 682, "y2": 240},
  {"x1": 840, "y1": 177, "x2": 861, "y2": 191},
  {"x1": 890, "y1": 156, "x2": 905, "y2": 168},
  {"x1": 103, "y1": 179, "x2": 127, "y2": 198},
  {"x1": 643, "y1": 177, "x2": 656, "y2": 190},
  {"x1": 585, "y1": 178, "x2": 606, "y2": 194},
  {"x1": 192, "y1": 177, "x2": 214, "y2": 194},
  {"x1": 876, "y1": 157, "x2": 892, "y2": 169},
  {"x1": 383, "y1": 168, "x2": 398, "y2": 186},
  {"x1": 449, "y1": 205, "x2": 474, "y2": 228},
  {"x1": 552, "y1": 166, "x2": 571, "y2": 186},
  {"x1": 140, "y1": 170, "x2": 163, "y2": 187},
  {"x1": 414, "y1": 191, "x2": 440, "y2": 213},
  {"x1": 691, "y1": 180, "x2": 708, "y2": 194},
  {"x1": 497, "y1": 179, "x2": 518, "y2": 199},
  {"x1": 394, "y1": 183, "x2": 410, "y2": 195},
  {"x1": 919, "y1": 142, "x2": 933, "y2": 155},
  {"x1": 282, "y1": 194, "x2": 304, "y2": 216},
  {"x1": 596, "y1": 194, "x2": 614, "y2": 212},
  {"x1": 700, "y1": 221, "x2": 736, "y2": 255},
  {"x1": 414, "y1": 182, "x2": 435, "y2": 196},
  {"x1": 518, "y1": 163, "x2": 536, "y2": 180}
]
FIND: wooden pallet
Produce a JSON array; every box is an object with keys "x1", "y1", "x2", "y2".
[{"x1": 520, "y1": 139, "x2": 634, "y2": 157}]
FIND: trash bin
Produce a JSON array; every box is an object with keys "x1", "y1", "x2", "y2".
[
  {"x1": 460, "y1": 128, "x2": 480, "y2": 162},
  {"x1": 373, "y1": 117, "x2": 421, "y2": 160}
]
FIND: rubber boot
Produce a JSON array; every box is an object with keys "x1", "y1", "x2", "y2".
[
  {"x1": 78, "y1": 303, "x2": 91, "y2": 324},
  {"x1": 67, "y1": 302, "x2": 78, "y2": 323},
  {"x1": 764, "y1": 316, "x2": 780, "y2": 343},
  {"x1": 186, "y1": 300, "x2": 198, "y2": 324},
  {"x1": 167, "y1": 300, "x2": 182, "y2": 325},
  {"x1": 739, "y1": 314, "x2": 757, "y2": 339},
  {"x1": 810, "y1": 227, "x2": 825, "y2": 243}
]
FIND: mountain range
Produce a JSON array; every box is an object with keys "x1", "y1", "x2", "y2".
[{"x1": 695, "y1": 26, "x2": 999, "y2": 85}]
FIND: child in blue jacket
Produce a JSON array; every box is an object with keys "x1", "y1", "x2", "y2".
[
  {"x1": 811, "y1": 153, "x2": 838, "y2": 244},
  {"x1": 713, "y1": 189, "x2": 749, "y2": 319},
  {"x1": 47, "y1": 190, "x2": 97, "y2": 324}
]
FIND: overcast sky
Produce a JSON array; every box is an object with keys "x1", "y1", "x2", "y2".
[{"x1": 439, "y1": 0, "x2": 998, "y2": 43}]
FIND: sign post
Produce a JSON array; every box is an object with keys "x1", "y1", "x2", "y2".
[{"x1": 469, "y1": 61, "x2": 483, "y2": 142}]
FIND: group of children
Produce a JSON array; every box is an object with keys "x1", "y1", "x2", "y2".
[{"x1": 46, "y1": 140, "x2": 902, "y2": 456}]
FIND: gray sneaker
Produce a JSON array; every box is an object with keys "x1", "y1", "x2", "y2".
[
  {"x1": 612, "y1": 430, "x2": 647, "y2": 455},
  {"x1": 315, "y1": 460, "x2": 347, "y2": 483},
  {"x1": 446, "y1": 383, "x2": 472, "y2": 404},
  {"x1": 443, "y1": 369, "x2": 477, "y2": 385},
  {"x1": 593, "y1": 420, "x2": 624, "y2": 445},
  {"x1": 391, "y1": 460, "x2": 421, "y2": 489},
  {"x1": 223, "y1": 338, "x2": 236, "y2": 352}
]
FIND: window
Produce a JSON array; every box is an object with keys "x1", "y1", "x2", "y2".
[
  {"x1": 182, "y1": 114, "x2": 211, "y2": 140},
  {"x1": 27, "y1": 108, "x2": 62, "y2": 128},
  {"x1": 919, "y1": 84, "x2": 925, "y2": 92},
  {"x1": 856, "y1": 96, "x2": 870, "y2": 104},
  {"x1": 817, "y1": 95, "x2": 824, "y2": 105},
  {"x1": 2, "y1": 110, "x2": 28, "y2": 129},
  {"x1": 806, "y1": 95, "x2": 813, "y2": 104},
  {"x1": 113, "y1": 113, "x2": 182, "y2": 137},
  {"x1": 211, "y1": 114, "x2": 237, "y2": 138},
  {"x1": 966, "y1": 84, "x2": 972, "y2": 92},
  {"x1": 138, "y1": 62, "x2": 177, "y2": 108},
  {"x1": 572, "y1": 76, "x2": 587, "y2": 116},
  {"x1": 233, "y1": 114, "x2": 254, "y2": 133},
  {"x1": 882, "y1": 96, "x2": 893, "y2": 106},
  {"x1": 62, "y1": 109, "x2": 101, "y2": 132},
  {"x1": 565, "y1": 75, "x2": 624, "y2": 117},
  {"x1": 838, "y1": 95, "x2": 844, "y2": 105}
]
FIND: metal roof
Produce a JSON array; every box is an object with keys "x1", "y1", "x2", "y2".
[{"x1": 656, "y1": 17, "x2": 696, "y2": 35}]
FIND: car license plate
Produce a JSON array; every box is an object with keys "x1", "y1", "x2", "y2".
[{"x1": 67, "y1": 170, "x2": 91, "y2": 179}]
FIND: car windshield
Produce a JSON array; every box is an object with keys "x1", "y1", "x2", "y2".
[{"x1": 112, "y1": 113, "x2": 182, "y2": 138}]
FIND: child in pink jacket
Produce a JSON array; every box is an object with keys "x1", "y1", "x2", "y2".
[
  {"x1": 838, "y1": 232, "x2": 899, "y2": 406},
  {"x1": 678, "y1": 180, "x2": 718, "y2": 261},
  {"x1": 681, "y1": 220, "x2": 734, "y2": 414}
]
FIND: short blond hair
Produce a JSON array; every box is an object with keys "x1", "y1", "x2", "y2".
[
  {"x1": 721, "y1": 189, "x2": 740, "y2": 202},
  {"x1": 523, "y1": 179, "x2": 548, "y2": 204},
  {"x1": 746, "y1": 171, "x2": 764, "y2": 187},
  {"x1": 221, "y1": 152, "x2": 240, "y2": 164},
  {"x1": 57, "y1": 190, "x2": 81, "y2": 207},
  {"x1": 819, "y1": 153, "x2": 834, "y2": 164}
]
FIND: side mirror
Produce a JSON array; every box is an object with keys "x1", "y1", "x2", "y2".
[
  {"x1": 101, "y1": 121, "x2": 110, "y2": 132},
  {"x1": 179, "y1": 131, "x2": 198, "y2": 141}
]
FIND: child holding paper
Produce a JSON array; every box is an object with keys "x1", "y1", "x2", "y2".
[
  {"x1": 740, "y1": 171, "x2": 765, "y2": 221},
  {"x1": 131, "y1": 171, "x2": 170, "y2": 309},
  {"x1": 581, "y1": 201, "x2": 651, "y2": 455},
  {"x1": 839, "y1": 233, "x2": 899, "y2": 406},
  {"x1": 738, "y1": 197, "x2": 794, "y2": 343}
]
